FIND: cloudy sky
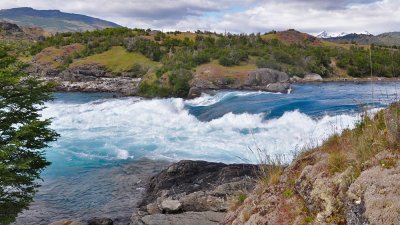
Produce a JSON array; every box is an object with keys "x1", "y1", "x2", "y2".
[{"x1": 0, "y1": 0, "x2": 399, "y2": 35}]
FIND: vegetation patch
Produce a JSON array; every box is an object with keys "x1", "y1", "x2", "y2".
[
  {"x1": 282, "y1": 188, "x2": 294, "y2": 198},
  {"x1": 380, "y1": 158, "x2": 397, "y2": 169},
  {"x1": 34, "y1": 43, "x2": 84, "y2": 69},
  {"x1": 71, "y1": 46, "x2": 160, "y2": 73}
]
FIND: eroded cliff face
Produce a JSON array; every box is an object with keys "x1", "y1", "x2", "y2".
[{"x1": 223, "y1": 105, "x2": 400, "y2": 225}]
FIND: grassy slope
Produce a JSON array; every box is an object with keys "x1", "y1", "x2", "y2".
[
  {"x1": 194, "y1": 58, "x2": 257, "y2": 81},
  {"x1": 71, "y1": 46, "x2": 160, "y2": 73}
]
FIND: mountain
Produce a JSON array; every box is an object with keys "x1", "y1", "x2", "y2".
[
  {"x1": 0, "y1": 7, "x2": 121, "y2": 33},
  {"x1": 316, "y1": 31, "x2": 373, "y2": 39},
  {"x1": 316, "y1": 31, "x2": 347, "y2": 39},
  {"x1": 324, "y1": 31, "x2": 400, "y2": 46}
]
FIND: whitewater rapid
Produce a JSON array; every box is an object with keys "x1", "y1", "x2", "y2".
[{"x1": 42, "y1": 92, "x2": 362, "y2": 168}]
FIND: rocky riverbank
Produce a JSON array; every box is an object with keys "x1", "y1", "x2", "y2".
[
  {"x1": 132, "y1": 160, "x2": 258, "y2": 225},
  {"x1": 29, "y1": 61, "x2": 292, "y2": 98},
  {"x1": 45, "y1": 160, "x2": 259, "y2": 225},
  {"x1": 222, "y1": 104, "x2": 400, "y2": 225}
]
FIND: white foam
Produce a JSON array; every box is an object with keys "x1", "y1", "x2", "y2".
[
  {"x1": 186, "y1": 91, "x2": 268, "y2": 107},
  {"x1": 42, "y1": 95, "x2": 361, "y2": 164}
]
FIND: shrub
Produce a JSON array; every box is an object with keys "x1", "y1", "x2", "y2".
[
  {"x1": 169, "y1": 69, "x2": 193, "y2": 97},
  {"x1": 129, "y1": 64, "x2": 148, "y2": 77}
]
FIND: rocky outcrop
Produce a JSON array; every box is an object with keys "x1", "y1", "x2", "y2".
[
  {"x1": 223, "y1": 104, "x2": 400, "y2": 224},
  {"x1": 33, "y1": 64, "x2": 141, "y2": 96},
  {"x1": 189, "y1": 68, "x2": 290, "y2": 98},
  {"x1": 132, "y1": 160, "x2": 258, "y2": 225},
  {"x1": 0, "y1": 21, "x2": 46, "y2": 40},
  {"x1": 346, "y1": 152, "x2": 400, "y2": 225},
  {"x1": 223, "y1": 149, "x2": 400, "y2": 225},
  {"x1": 0, "y1": 21, "x2": 23, "y2": 34}
]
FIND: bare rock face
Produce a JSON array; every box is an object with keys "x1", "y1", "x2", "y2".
[{"x1": 132, "y1": 160, "x2": 258, "y2": 225}]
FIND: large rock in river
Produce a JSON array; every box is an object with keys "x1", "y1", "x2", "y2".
[{"x1": 132, "y1": 160, "x2": 259, "y2": 225}]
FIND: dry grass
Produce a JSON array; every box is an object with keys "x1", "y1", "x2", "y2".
[
  {"x1": 328, "y1": 151, "x2": 347, "y2": 174},
  {"x1": 248, "y1": 145, "x2": 287, "y2": 187}
]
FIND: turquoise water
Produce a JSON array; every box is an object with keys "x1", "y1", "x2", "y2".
[
  {"x1": 42, "y1": 82, "x2": 400, "y2": 177},
  {"x1": 15, "y1": 82, "x2": 400, "y2": 224}
]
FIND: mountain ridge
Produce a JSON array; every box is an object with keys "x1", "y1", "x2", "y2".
[
  {"x1": 317, "y1": 31, "x2": 400, "y2": 46},
  {"x1": 0, "y1": 7, "x2": 122, "y2": 33}
]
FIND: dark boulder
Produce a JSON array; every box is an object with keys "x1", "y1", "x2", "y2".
[{"x1": 139, "y1": 160, "x2": 258, "y2": 207}]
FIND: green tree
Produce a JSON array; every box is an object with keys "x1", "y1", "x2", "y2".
[{"x1": 0, "y1": 46, "x2": 59, "y2": 224}]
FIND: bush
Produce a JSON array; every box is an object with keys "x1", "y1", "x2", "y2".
[
  {"x1": 219, "y1": 49, "x2": 248, "y2": 67},
  {"x1": 169, "y1": 69, "x2": 193, "y2": 97},
  {"x1": 129, "y1": 64, "x2": 148, "y2": 77}
]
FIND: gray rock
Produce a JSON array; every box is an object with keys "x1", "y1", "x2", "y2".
[
  {"x1": 290, "y1": 75, "x2": 302, "y2": 82},
  {"x1": 139, "y1": 161, "x2": 257, "y2": 208},
  {"x1": 139, "y1": 211, "x2": 225, "y2": 225},
  {"x1": 245, "y1": 68, "x2": 289, "y2": 86},
  {"x1": 189, "y1": 68, "x2": 291, "y2": 97},
  {"x1": 303, "y1": 73, "x2": 323, "y2": 81},
  {"x1": 161, "y1": 199, "x2": 182, "y2": 213},
  {"x1": 133, "y1": 160, "x2": 258, "y2": 224},
  {"x1": 346, "y1": 199, "x2": 368, "y2": 225}
]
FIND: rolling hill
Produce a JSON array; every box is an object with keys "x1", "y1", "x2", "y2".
[{"x1": 0, "y1": 7, "x2": 121, "y2": 33}]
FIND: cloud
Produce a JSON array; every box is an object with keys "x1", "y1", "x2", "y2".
[
  {"x1": 0, "y1": 0, "x2": 399, "y2": 35},
  {"x1": 276, "y1": 0, "x2": 382, "y2": 9}
]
